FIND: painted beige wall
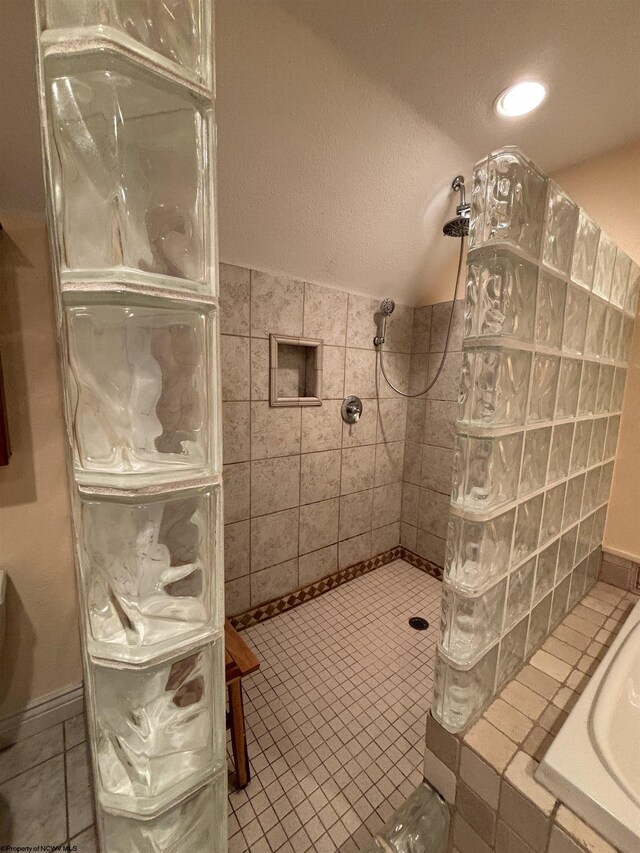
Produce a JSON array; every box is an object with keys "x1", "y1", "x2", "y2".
[
  {"x1": 553, "y1": 139, "x2": 640, "y2": 561},
  {"x1": 0, "y1": 212, "x2": 82, "y2": 720}
]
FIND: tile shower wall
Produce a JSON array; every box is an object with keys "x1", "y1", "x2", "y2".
[
  {"x1": 400, "y1": 298, "x2": 466, "y2": 568},
  {"x1": 220, "y1": 264, "x2": 416, "y2": 615},
  {"x1": 432, "y1": 147, "x2": 639, "y2": 734}
]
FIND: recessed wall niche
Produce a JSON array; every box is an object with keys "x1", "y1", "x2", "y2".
[{"x1": 269, "y1": 335, "x2": 323, "y2": 406}]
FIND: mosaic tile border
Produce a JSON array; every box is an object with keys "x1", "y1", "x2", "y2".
[{"x1": 229, "y1": 547, "x2": 442, "y2": 630}]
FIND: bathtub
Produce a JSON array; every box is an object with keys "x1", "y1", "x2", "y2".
[{"x1": 536, "y1": 597, "x2": 640, "y2": 853}]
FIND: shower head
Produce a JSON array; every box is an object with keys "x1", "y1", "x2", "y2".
[
  {"x1": 443, "y1": 174, "x2": 470, "y2": 238},
  {"x1": 380, "y1": 298, "x2": 395, "y2": 316}
]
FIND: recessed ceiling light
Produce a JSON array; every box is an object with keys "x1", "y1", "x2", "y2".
[{"x1": 495, "y1": 81, "x2": 547, "y2": 118}]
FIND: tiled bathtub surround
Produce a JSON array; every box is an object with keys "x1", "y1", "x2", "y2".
[
  {"x1": 220, "y1": 264, "x2": 416, "y2": 614},
  {"x1": 423, "y1": 581, "x2": 638, "y2": 853},
  {"x1": 433, "y1": 147, "x2": 639, "y2": 733}
]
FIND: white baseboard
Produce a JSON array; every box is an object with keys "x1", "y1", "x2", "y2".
[{"x1": 0, "y1": 682, "x2": 84, "y2": 748}]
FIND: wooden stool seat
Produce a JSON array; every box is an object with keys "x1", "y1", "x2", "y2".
[{"x1": 225, "y1": 621, "x2": 260, "y2": 788}]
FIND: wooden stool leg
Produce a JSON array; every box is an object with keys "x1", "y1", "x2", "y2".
[{"x1": 229, "y1": 679, "x2": 250, "y2": 788}]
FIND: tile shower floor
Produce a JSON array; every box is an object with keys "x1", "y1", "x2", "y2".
[{"x1": 0, "y1": 560, "x2": 441, "y2": 852}]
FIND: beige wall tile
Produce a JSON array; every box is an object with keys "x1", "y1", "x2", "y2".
[
  {"x1": 339, "y1": 490, "x2": 373, "y2": 540},
  {"x1": 251, "y1": 402, "x2": 301, "y2": 459},
  {"x1": 401, "y1": 482, "x2": 420, "y2": 526},
  {"x1": 423, "y1": 400, "x2": 458, "y2": 448},
  {"x1": 250, "y1": 558, "x2": 299, "y2": 606},
  {"x1": 224, "y1": 520, "x2": 250, "y2": 580},
  {"x1": 522, "y1": 726, "x2": 554, "y2": 763},
  {"x1": 554, "y1": 806, "x2": 616, "y2": 853},
  {"x1": 303, "y1": 283, "x2": 348, "y2": 346},
  {"x1": 339, "y1": 532, "x2": 372, "y2": 569},
  {"x1": 225, "y1": 576, "x2": 250, "y2": 616},
  {"x1": 548, "y1": 826, "x2": 588, "y2": 853},
  {"x1": 542, "y1": 636, "x2": 581, "y2": 666},
  {"x1": 299, "y1": 544, "x2": 337, "y2": 586},
  {"x1": 251, "y1": 271, "x2": 304, "y2": 338},
  {"x1": 453, "y1": 814, "x2": 492, "y2": 853},
  {"x1": 251, "y1": 456, "x2": 300, "y2": 516},
  {"x1": 408, "y1": 352, "x2": 429, "y2": 395},
  {"x1": 464, "y1": 719, "x2": 517, "y2": 773},
  {"x1": 599, "y1": 560, "x2": 632, "y2": 589},
  {"x1": 251, "y1": 508, "x2": 298, "y2": 571},
  {"x1": 372, "y1": 482, "x2": 402, "y2": 528},
  {"x1": 423, "y1": 747, "x2": 456, "y2": 804},
  {"x1": 504, "y1": 752, "x2": 556, "y2": 816},
  {"x1": 456, "y1": 780, "x2": 496, "y2": 845},
  {"x1": 223, "y1": 401, "x2": 250, "y2": 463},
  {"x1": 403, "y1": 440, "x2": 423, "y2": 486},
  {"x1": 538, "y1": 704, "x2": 568, "y2": 736},
  {"x1": 415, "y1": 529, "x2": 446, "y2": 567},
  {"x1": 300, "y1": 450, "x2": 341, "y2": 505},
  {"x1": 344, "y1": 347, "x2": 377, "y2": 398},
  {"x1": 516, "y1": 664, "x2": 561, "y2": 700},
  {"x1": 376, "y1": 398, "x2": 408, "y2": 444},
  {"x1": 484, "y1": 698, "x2": 533, "y2": 743},
  {"x1": 346, "y1": 293, "x2": 379, "y2": 349},
  {"x1": 377, "y1": 352, "x2": 411, "y2": 398},
  {"x1": 250, "y1": 337, "x2": 269, "y2": 400},
  {"x1": 430, "y1": 300, "x2": 464, "y2": 352},
  {"x1": 495, "y1": 820, "x2": 536, "y2": 853},
  {"x1": 405, "y1": 398, "x2": 426, "y2": 443},
  {"x1": 219, "y1": 263, "x2": 250, "y2": 336},
  {"x1": 530, "y1": 650, "x2": 571, "y2": 682},
  {"x1": 341, "y1": 445, "x2": 376, "y2": 495},
  {"x1": 418, "y1": 488, "x2": 449, "y2": 539},
  {"x1": 223, "y1": 462, "x2": 250, "y2": 523},
  {"x1": 499, "y1": 781, "x2": 550, "y2": 852},
  {"x1": 500, "y1": 681, "x2": 547, "y2": 721},
  {"x1": 374, "y1": 440, "x2": 404, "y2": 486},
  {"x1": 425, "y1": 713, "x2": 460, "y2": 771},
  {"x1": 459, "y1": 746, "x2": 500, "y2": 810},
  {"x1": 411, "y1": 305, "x2": 431, "y2": 353},
  {"x1": 426, "y1": 350, "x2": 463, "y2": 402},
  {"x1": 400, "y1": 522, "x2": 417, "y2": 551},
  {"x1": 552, "y1": 623, "x2": 591, "y2": 651},
  {"x1": 384, "y1": 304, "x2": 414, "y2": 354},
  {"x1": 323, "y1": 345, "x2": 345, "y2": 399},
  {"x1": 572, "y1": 603, "x2": 606, "y2": 627},
  {"x1": 299, "y1": 498, "x2": 339, "y2": 554},
  {"x1": 421, "y1": 444, "x2": 453, "y2": 493},
  {"x1": 221, "y1": 335, "x2": 250, "y2": 401},
  {"x1": 372, "y1": 522, "x2": 400, "y2": 554},
  {"x1": 301, "y1": 404, "x2": 342, "y2": 452}
]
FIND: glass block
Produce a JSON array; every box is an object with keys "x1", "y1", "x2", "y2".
[
  {"x1": 557, "y1": 525, "x2": 578, "y2": 580},
  {"x1": 590, "y1": 506, "x2": 607, "y2": 551},
  {"x1": 66, "y1": 301, "x2": 214, "y2": 486},
  {"x1": 444, "y1": 509, "x2": 515, "y2": 592},
  {"x1": 535, "y1": 541, "x2": 559, "y2": 603},
  {"x1": 598, "y1": 461, "x2": 615, "y2": 505},
  {"x1": 625, "y1": 262, "x2": 640, "y2": 316},
  {"x1": 42, "y1": 0, "x2": 212, "y2": 87},
  {"x1": 619, "y1": 315, "x2": 634, "y2": 363},
  {"x1": 564, "y1": 475, "x2": 585, "y2": 529},
  {"x1": 570, "y1": 420, "x2": 592, "y2": 474},
  {"x1": 46, "y1": 51, "x2": 212, "y2": 291},
  {"x1": 452, "y1": 432, "x2": 523, "y2": 512},
  {"x1": 542, "y1": 182, "x2": 578, "y2": 276},
  {"x1": 513, "y1": 493, "x2": 543, "y2": 563},
  {"x1": 468, "y1": 158, "x2": 488, "y2": 250},
  {"x1": 603, "y1": 307, "x2": 622, "y2": 361},
  {"x1": 535, "y1": 271, "x2": 565, "y2": 350},
  {"x1": 79, "y1": 486, "x2": 220, "y2": 664},
  {"x1": 432, "y1": 646, "x2": 498, "y2": 733},
  {"x1": 611, "y1": 249, "x2": 631, "y2": 309},
  {"x1": 604, "y1": 415, "x2": 621, "y2": 460},
  {"x1": 91, "y1": 640, "x2": 224, "y2": 815},
  {"x1": 520, "y1": 427, "x2": 551, "y2": 496},
  {"x1": 571, "y1": 210, "x2": 599, "y2": 289},
  {"x1": 440, "y1": 579, "x2": 506, "y2": 664},
  {"x1": 457, "y1": 350, "x2": 475, "y2": 424},
  {"x1": 527, "y1": 593, "x2": 552, "y2": 653},
  {"x1": 576, "y1": 514, "x2": 594, "y2": 564},
  {"x1": 465, "y1": 249, "x2": 537, "y2": 342},
  {"x1": 568, "y1": 558, "x2": 588, "y2": 609},
  {"x1": 586, "y1": 547, "x2": 601, "y2": 589},
  {"x1": 592, "y1": 232, "x2": 616, "y2": 300},
  {"x1": 550, "y1": 575, "x2": 571, "y2": 627},
  {"x1": 578, "y1": 362, "x2": 599, "y2": 416},
  {"x1": 610, "y1": 367, "x2": 627, "y2": 411},
  {"x1": 555, "y1": 359, "x2": 582, "y2": 419},
  {"x1": 497, "y1": 616, "x2": 528, "y2": 687},
  {"x1": 482, "y1": 149, "x2": 547, "y2": 256},
  {"x1": 595, "y1": 364, "x2": 614, "y2": 414},
  {"x1": 465, "y1": 347, "x2": 531, "y2": 428},
  {"x1": 584, "y1": 298, "x2": 607, "y2": 357},
  {"x1": 528, "y1": 354, "x2": 559, "y2": 423},
  {"x1": 548, "y1": 422, "x2": 574, "y2": 483},
  {"x1": 505, "y1": 558, "x2": 535, "y2": 630},
  {"x1": 540, "y1": 482, "x2": 566, "y2": 545},
  {"x1": 588, "y1": 417, "x2": 608, "y2": 467},
  {"x1": 99, "y1": 775, "x2": 226, "y2": 852},
  {"x1": 562, "y1": 285, "x2": 589, "y2": 355}
]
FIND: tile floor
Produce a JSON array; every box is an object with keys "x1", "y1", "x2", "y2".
[{"x1": 0, "y1": 560, "x2": 441, "y2": 852}]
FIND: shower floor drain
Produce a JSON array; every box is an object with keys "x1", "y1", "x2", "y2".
[{"x1": 409, "y1": 616, "x2": 430, "y2": 631}]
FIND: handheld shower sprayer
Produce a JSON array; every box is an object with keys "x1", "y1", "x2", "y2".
[{"x1": 374, "y1": 298, "x2": 395, "y2": 346}]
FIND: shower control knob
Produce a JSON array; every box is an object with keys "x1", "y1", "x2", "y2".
[{"x1": 342, "y1": 395, "x2": 363, "y2": 424}]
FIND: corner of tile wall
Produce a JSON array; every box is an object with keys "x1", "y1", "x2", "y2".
[{"x1": 600, "y1": 548, "x2": 640, "y2": 591}]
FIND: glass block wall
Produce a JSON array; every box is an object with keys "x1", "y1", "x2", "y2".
[
  {"x1": 34, "y1": 2, "x2": 226, "y2": 849},
  {"x1": 432, "y1": 147, "x2": 639, "y2": 734}
]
